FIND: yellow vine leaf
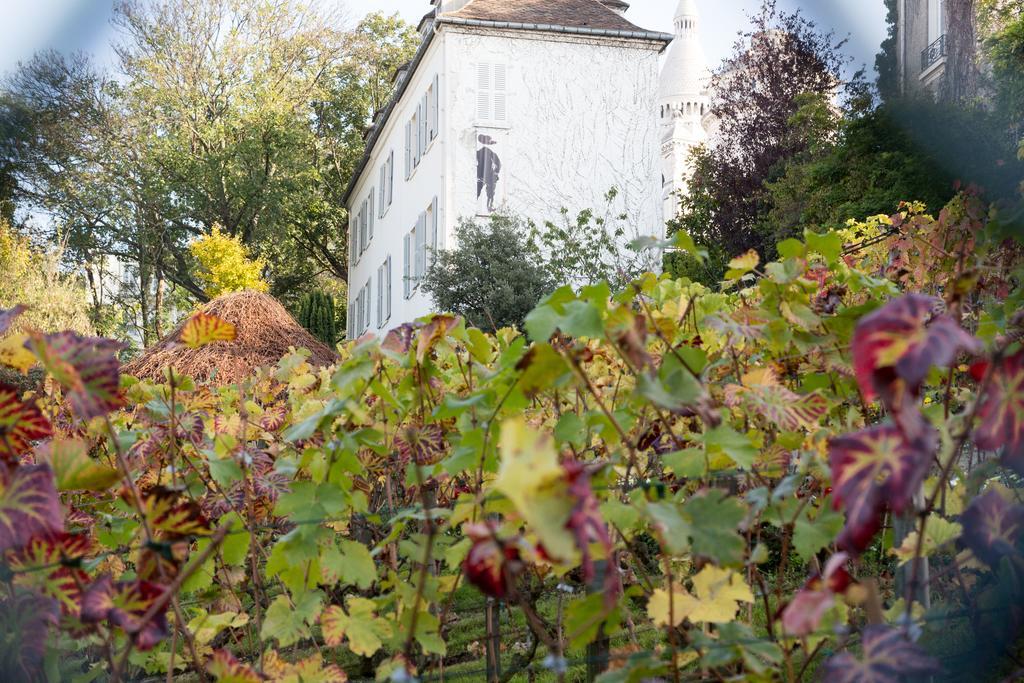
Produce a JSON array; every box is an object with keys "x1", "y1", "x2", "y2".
[
  {"x1": 180, "y1": 313, "x2": 236, "y2": 349},
  {"x1": 891, "y1": 517, "x2": 962, "y2": 565},
  {"x1": 0, "y1": 333, "x2": 35, "y2": 372},
  {"x1": 686, "y1": 565, "x2": 755, "y2": 624},
  {"x1": 495, "y1": 418, "x2": 576, "y2": 563}
]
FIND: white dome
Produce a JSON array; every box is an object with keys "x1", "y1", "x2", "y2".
[{"x1": 659, "y1": 0, "x2": 708, "y2": 102}]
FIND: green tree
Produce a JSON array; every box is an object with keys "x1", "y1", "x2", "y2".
[
  {"x1": 422, "y1": 214, "x2": 553, "y2": 332},
  {"x1": 298, "y1": 290, "x2": 337, "y2": 347},
  {"x1": 189, "y1": 227, "x2": 269, "y2": 297}
]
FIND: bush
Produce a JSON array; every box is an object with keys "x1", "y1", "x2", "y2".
[{"x1": 422, "y1": 213, "x2": 552, "y2": 331}]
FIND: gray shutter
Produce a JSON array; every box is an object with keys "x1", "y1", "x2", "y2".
[
  {"x1": 414, "y1": 212, "x2": 426, "y2": 280},
  {"x1": 405, "y1": 122, "x2": 411, "y2": 178},
  {"x1": 429, "y1": 196, "x2": 439, "y2": 268},
  {"x1": 403, "y1": 233, "x2": 411, "y2": 299},
  {"x1": 431, "y1": 74, "x2": 440, "y2": 140},
  {"x1": 387, "y1": 151, "x2": 394, "y2": 206},
  {"x1": 376, "y1": 265, "x2": 382, "y2": 328},
  {"x1": 420, "y1": 94, "x2": 428, "y2": 154},
  {"x1": 378, "y1": 168, "x2": 385, "y2": 214},
  {"x1": 369, "y1": 192, "x2": 375, "y2": 241},
  {"x1": 364, "y1": 280, "x2": 371, "y2": 332},
  {"x1": 385, "y1": 255, "x2": 392, "y2": 320},
  {"x1": 359, "y1": 201, "x2": 368, "y2": 254},
  {"x1": 348, "y1": 214, "x2": 355, "y2": 267}
]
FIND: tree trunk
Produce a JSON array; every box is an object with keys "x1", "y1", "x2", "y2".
[{"x1": 943, "y1": 0, "x2": 980, "y2": 103}]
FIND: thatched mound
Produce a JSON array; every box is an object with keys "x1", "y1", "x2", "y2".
[{"x1": 124, "y1": 291, "x2": 338, "y2": 385}]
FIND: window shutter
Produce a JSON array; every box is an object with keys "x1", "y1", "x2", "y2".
[
  {"x1": 387, "y1": 151, "x2": 394, "y2": 206},
  {"x1": 405, "y1": 122, "x2": 412, "y2": 178},
  {"x1": 364, "y1": 280, "x2": 371, "y2": 332},
  {"x1": 429, "y1": 196, "x2": 439, "y2": 267},
  {"x1": 420, "y1": 94, "x2": 428, "y2": 154},
  {"x1": 347, "y1": 302, "x2": 353, "y2": 339},
  {"x1": 414, "y1": 212, "x2": 426, "y2": 279},
  {"x1": 431, "y1": 74, "x2": 440, "y2": 140},
  {"x1": 403, "y1": 233, "x2": 411, "y2": 299},
  {"x1": 368, "y1": 192, "x2": 375, "y2": 241},
  {"x1": 359, "y1": 201, "x2": 368, "y2": 254},
  {"x1": 348, "y1": 215, "x2": 355, "y2": 267},
  {"x1": 476, "y1": 63, "x2": 491, "y2": 120},
  {"x1": 378, "y1": 168, "x2": 385, "y2": 214},
  {"x1": 376, "y1": 264, "x2": 383, "y2": 328},
  {"x1": 493, "y1": 63, "x2": 507, "y2": 122},
  {"x1": 385, "y1": 255, "x2": 392, "y2": 320}
]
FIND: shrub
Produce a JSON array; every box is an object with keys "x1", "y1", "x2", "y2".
[
  {"x1": 189, "y1": 226, "x2": 269, "y2": 297},
  {"x1": 297, "y1": 289, "x2": 337, "y2": 347}
]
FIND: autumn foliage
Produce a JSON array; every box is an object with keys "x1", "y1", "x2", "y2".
[{"x1": 0, "y1": 191, "x2": 1022, "y2": 681}]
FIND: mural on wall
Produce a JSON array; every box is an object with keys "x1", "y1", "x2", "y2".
[{"x1": 476, "y1": 131, "x2": 505, "y2": 215}]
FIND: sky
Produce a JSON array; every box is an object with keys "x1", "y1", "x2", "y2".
[{"x1": 0, "y1": 0, "x2": 887, "y2": 79}]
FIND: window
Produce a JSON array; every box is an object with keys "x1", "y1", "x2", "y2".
[
  {"x1": 379, "y1": 151, "x2": 394, "y2": 216},
  {"x1": 362, "y1": 279, "x2": 371, "y2": 333},
  {"x1": 376, "y1": 256, "x2": 392, "y2": 328},
  {"x1": 928, "y1": 0, "x2": 944, "y2": 44},
  {"x1": 407, "y1": 197, "x2": 440, "y2": 290},
  {"x1": 386, "y1": 151, "x2": 394, "y2": 206},
  {"x1": 414, "y1": 212, "x2": 426, "y2": 281},
  {"x1": 426, "y1": 197, "x2": 438, "y2": 271},
  {"x1": 476, "y1": 63, "x2": 507, "y2": 125},
  {"x1": 405, "y1": 121, "x2": 412, "y2": 179},
  {"x1": 411, "y1": 109, "x2": 420, "y2": 168}
]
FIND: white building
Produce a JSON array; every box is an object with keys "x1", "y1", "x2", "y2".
[
  {"x1": 343, "y1": 0, "x2": 674, "y2": 336},
  {"x1": 659, "y1": 0, "x2": 712, "y2": 220}
]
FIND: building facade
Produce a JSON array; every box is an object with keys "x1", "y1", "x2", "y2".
[
  {"x1": 896, "y1": 0, "x2": 949, "y2": 96},
  {"x1": 343, "y1": 0, "x2": 672, "y2": 336}
]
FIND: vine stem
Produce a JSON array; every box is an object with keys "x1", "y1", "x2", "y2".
[{"x1": 905, "y1": 350, "x2": 1000, "y2": 617}]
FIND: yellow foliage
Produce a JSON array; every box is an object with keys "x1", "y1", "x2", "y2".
[
  {"x1": 189, "y1": 226, "x2": 268, "y2": 297},
  {"x1": 0, "y1": 219, "x2": 94, "y2": 335}
]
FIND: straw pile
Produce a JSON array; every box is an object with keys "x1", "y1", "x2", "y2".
[{"x1": 124, "y1": 290, "x2": 338, "y2": 385}]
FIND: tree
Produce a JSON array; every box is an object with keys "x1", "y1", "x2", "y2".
[
  {"x1": 0, "y1": 2, "x2": 418, "y2": 344},
  {"x1": 188, "y1": 227, "x2": 269, "y2": 297},
  {"x1": 875, "y1": 0, "x2": 900, "y2": 103},
  {"x1": 298, "y1": 290, "x2": 338, "y2": 347},
  {"x1": 422, "y1": 214, "x2": 553, "y2": 332},
  {"x1": 671, "y1": 0, "x2": 860, "y2": 263}
]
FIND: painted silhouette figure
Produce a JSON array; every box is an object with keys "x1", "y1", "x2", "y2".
[{"x1": 476, "y1": 134, "x2": 501, "y2": 213}]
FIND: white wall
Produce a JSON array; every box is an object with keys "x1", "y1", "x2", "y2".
[
  {"x1": 348, "y1": 26, "x2": 666, "y2": 332},
  {"x1": 346, "y1": 34, "x2": 447, "y2": 335},
  {"x1": 444, "y1": 28, "x2": 664, "y2": 268}
]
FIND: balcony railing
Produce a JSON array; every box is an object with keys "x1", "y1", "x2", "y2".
[{"x1": 921, "y1": 34, "x2": 947, "y2": 72}]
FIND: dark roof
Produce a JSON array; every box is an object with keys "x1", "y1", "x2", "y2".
[{"x1": 445, "y1": 0, "x2": 644, "y2": 33}]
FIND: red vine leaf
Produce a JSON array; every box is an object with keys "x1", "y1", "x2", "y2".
[
  {"x1": 829, "y1": 424, "x2": 935, "y2": 553},
  {"x1": 822, "y1": 626, "x2": 940, "y2": 682},
  {"x1": 851, "y1": 294, "x2": 979, "y2": 402},
  {"x1": 131, "y1": 485, "x2": 212, "y2": 539},
  {"x1": 416, "y1": 314, "x2": 460, "y2": 364},
  {"x1": 395, "y1": 424, "x2": 447, "y2": 466},
  {"x1": 25, "y1": 331, "x2": 124, "y2": 419},
  {"x1": 180, "y1": 312, "x2": 236, "y2": 349},
  {"x1": 7, "y1": 531, "x2": 95, "y2": 615},
  {"x1": 0, "y1": 384, "x2": 51, "y2": 464},
  {"x1": 462, "y1": 523, "x2": 521, "y2": 599},
  {"x1": 972, "y1": 349, "x2": 1024, "y2": 475},
  {"x1": 959, "y1": 489, "x2": 1024, "y2": 566},
  {"x1": 381, "y1": 322, "x2": 418, "y2": 355},
  {"x1": 81, "y1": 575, "x2": 169, "y2": 650},
  {"x1": 0, "y1": 305, "x2": 27, "y2": 336},
  {"x1": 0, "y1": 462, "x2": 63, "y2": 553},
  {"x1": 0, "y1": 590, "x2": 59, "y2": 680}
]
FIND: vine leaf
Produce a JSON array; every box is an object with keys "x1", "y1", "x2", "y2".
[
  {"x1": 829, "y1": 424, "x2": 935, "y2": 553},
  {"x1": 851, "y1": 294, "x2": 979, "y2": 402},
  {"x1": 25, "y1": 331, "x2": 124, "y2": 419},
  {"x1": 263, "y1": 650, "x2": 347, "y2": 683},
  {"x1": 462, "y1": 523, "x2": 522, "y2": 599},
  {"x1": 658, "y1": 566, "x2": 755, "y2": 625},
  {"x1": 133, "y1": 485, "x2": 213, "y2": 538},
  {"x1": 0, "y1": 462, "x2": 63, "y2": 553},
  {"x1": 39, "y1": 439, "x2": 119, "y2": 491},
  {"x1": 891, "y1": 516, "x2": 962, "y2": 565},
  {"x1": 0, "y1": 305, "x2": 27, "y2": 336},
  {"x1": 724, "y1": 368, "x2": 829, "y2": 431},
  {"x1": 959, "y1": 489, "x2": 1024, "y2": 566},
  {"x1": 822, "y1": 626, "x2": 940, "y2": 682},
  {"x1": 496, "y1": 419, "x2": 576, "y2": 564},
  {"x1": 207, "y1": 649, "x2": 266, "y2": 682},
  {"x1": 972, "y1": 349, "x2": 1024, "y2": 475},
  {"x1": 180, "y1": 312, "x2": 237, "y2": 349},
  {"x1": 0, "y1": 590, "x2": 59, "y2": 680},
  {"x1": 321, "y1": 597, "x2": 392, "y2": 657},
  {"x1": 781, "y1": 553, "x2": 852, "y2": 637},
  {"x1": 0, "y1": 384, "x2": 51, "y2": 464},
  {"x1": 680, "y1": 489, "x2": 747, "y2": 567},
  {"x1": 81, "y1": 575, "x2": 169, "y2": 650},
  {"x1": 260, "y1": 591, "x2": 323, "y2": 648},
  {"x1": 0, "y1": 333, "x2": 36, "y2": 373},
  {"x1": 416, "y1": 314, "x2": 460, "y2": 363},
  {"x1": 7, "y1": 531, "x2": 94, "y2": 615}
]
